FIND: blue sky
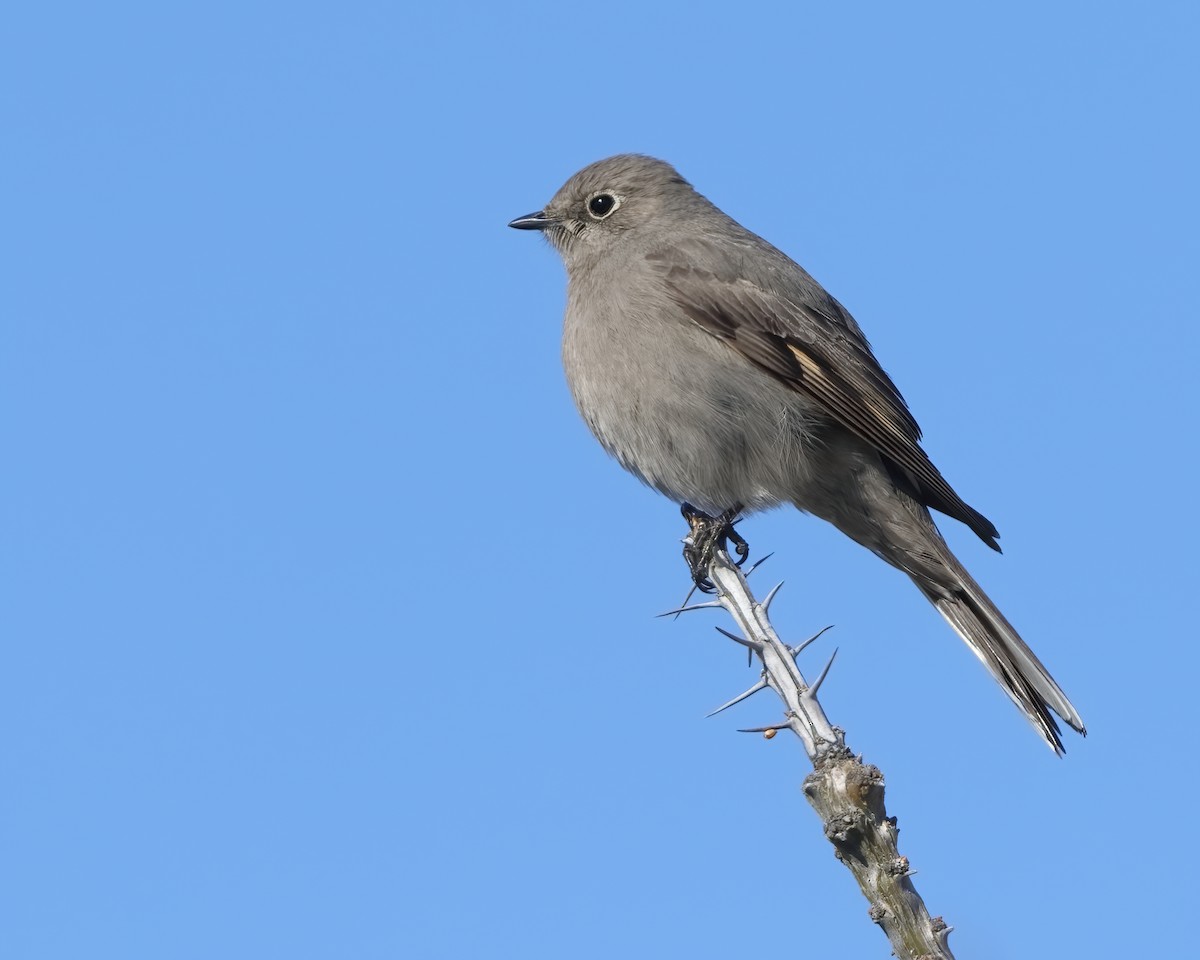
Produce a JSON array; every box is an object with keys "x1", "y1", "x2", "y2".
[{"x1": 4, "y1": 2, "x2": 1197, "y2": 957}]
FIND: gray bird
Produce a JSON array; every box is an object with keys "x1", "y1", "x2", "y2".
[{"x1": 509, "y1": 154, "x2": 1085, "y2": 754}]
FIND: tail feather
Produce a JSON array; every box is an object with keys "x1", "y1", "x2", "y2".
[{"x1": 914, "y1": 549, "x2": 1086, "y2": 755}]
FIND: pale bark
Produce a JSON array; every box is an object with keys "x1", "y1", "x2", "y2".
[{"x1": 689, "y1": 547, "x2": 956, "y2": 960}]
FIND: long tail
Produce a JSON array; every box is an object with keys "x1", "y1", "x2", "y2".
[{"x1": 910, "y1": 542, "x2": 1086, "y2": 755}]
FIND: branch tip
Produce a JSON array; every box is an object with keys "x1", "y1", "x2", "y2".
[{"x1": 675, "y1": 528, "x2": 955, "y2": 959}]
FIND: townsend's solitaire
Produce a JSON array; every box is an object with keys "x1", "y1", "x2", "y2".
[{"x1": 509, "y1": 154, "x2": 1084, "y2": 753}]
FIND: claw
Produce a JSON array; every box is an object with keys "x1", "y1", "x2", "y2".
[
  {"x1": 726, "y1": 523, "x2": 750, "y2": 567},
  {"x1": 679, "y1": 502, "x2": 748, "y2": 592}
]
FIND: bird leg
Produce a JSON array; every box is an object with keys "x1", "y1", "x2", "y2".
[{"x1": 681, "y1": 502, "x2": 748, "y2": 593}]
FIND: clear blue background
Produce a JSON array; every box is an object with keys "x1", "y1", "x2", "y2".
[{"x1": 4, "y1": 3, "x2": 1197, "y2": 957}]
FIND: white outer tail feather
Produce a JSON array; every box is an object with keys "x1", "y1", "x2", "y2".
[{"x1": 919, "y1": 554, "x2": 1086, "y2": 755}]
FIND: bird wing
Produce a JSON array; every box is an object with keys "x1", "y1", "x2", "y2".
[{"x1": 646, "y1": 240, "x2": 1000, "y2": 548}]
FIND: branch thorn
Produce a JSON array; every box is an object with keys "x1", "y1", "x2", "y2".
[
  {"x1": 736, "y1": 722, "x2": 791, "y2": 734},
  {"x1": 790, "y1": 624, "x2": 835, "y2": 660},
  {"x1": 743, "y1": 551, "x2": 774, "y2": 577},
  {"x1": 714, "y1": 625, "x2": 757, "y2": 649},
  {"x1": 656, "y1": 600, "x2": 724, "y2": 617},
  {"x1": 705, "y1": 676, "x2": 769, "y2": 717},
  {"x1": 806, "y1": 647, "x2": 839, "y2": 698},
  {"x1": 761, "y1": 580, "x2": 785, "y2": 614}
]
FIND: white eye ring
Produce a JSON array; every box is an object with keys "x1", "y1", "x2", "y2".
[{"x1": 586, "y1": 193, "x2": 619, "y2": 220}]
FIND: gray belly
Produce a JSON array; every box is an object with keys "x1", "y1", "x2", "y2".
[{"x1": 562, "y1": 300, "x2": 823, "y2": 514}]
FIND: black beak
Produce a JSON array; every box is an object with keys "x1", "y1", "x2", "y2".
[{"x1": 508, "y1": 211, "x2": 555, "y2": 231}]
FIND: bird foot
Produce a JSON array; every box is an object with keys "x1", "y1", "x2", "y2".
[{"x1": 681, "y1": 503, "x2": 749, "y2": 593}]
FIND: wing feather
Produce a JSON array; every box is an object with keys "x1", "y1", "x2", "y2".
[{"x1": 647, "y1": 246, "x2": 1000, "y2": 548}]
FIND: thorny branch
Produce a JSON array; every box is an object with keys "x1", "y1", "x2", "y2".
[{"x1": 677, "y1": 544, "x2": 956, "y2": 960}]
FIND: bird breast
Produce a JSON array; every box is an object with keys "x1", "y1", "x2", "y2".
[{"x1": 561, "y1": 274, "x2": 822, "y2": 513}]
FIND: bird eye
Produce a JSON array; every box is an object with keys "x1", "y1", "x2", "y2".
[{"x1": 587, "y1": 194, "x2": 617, "y2": 219}]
